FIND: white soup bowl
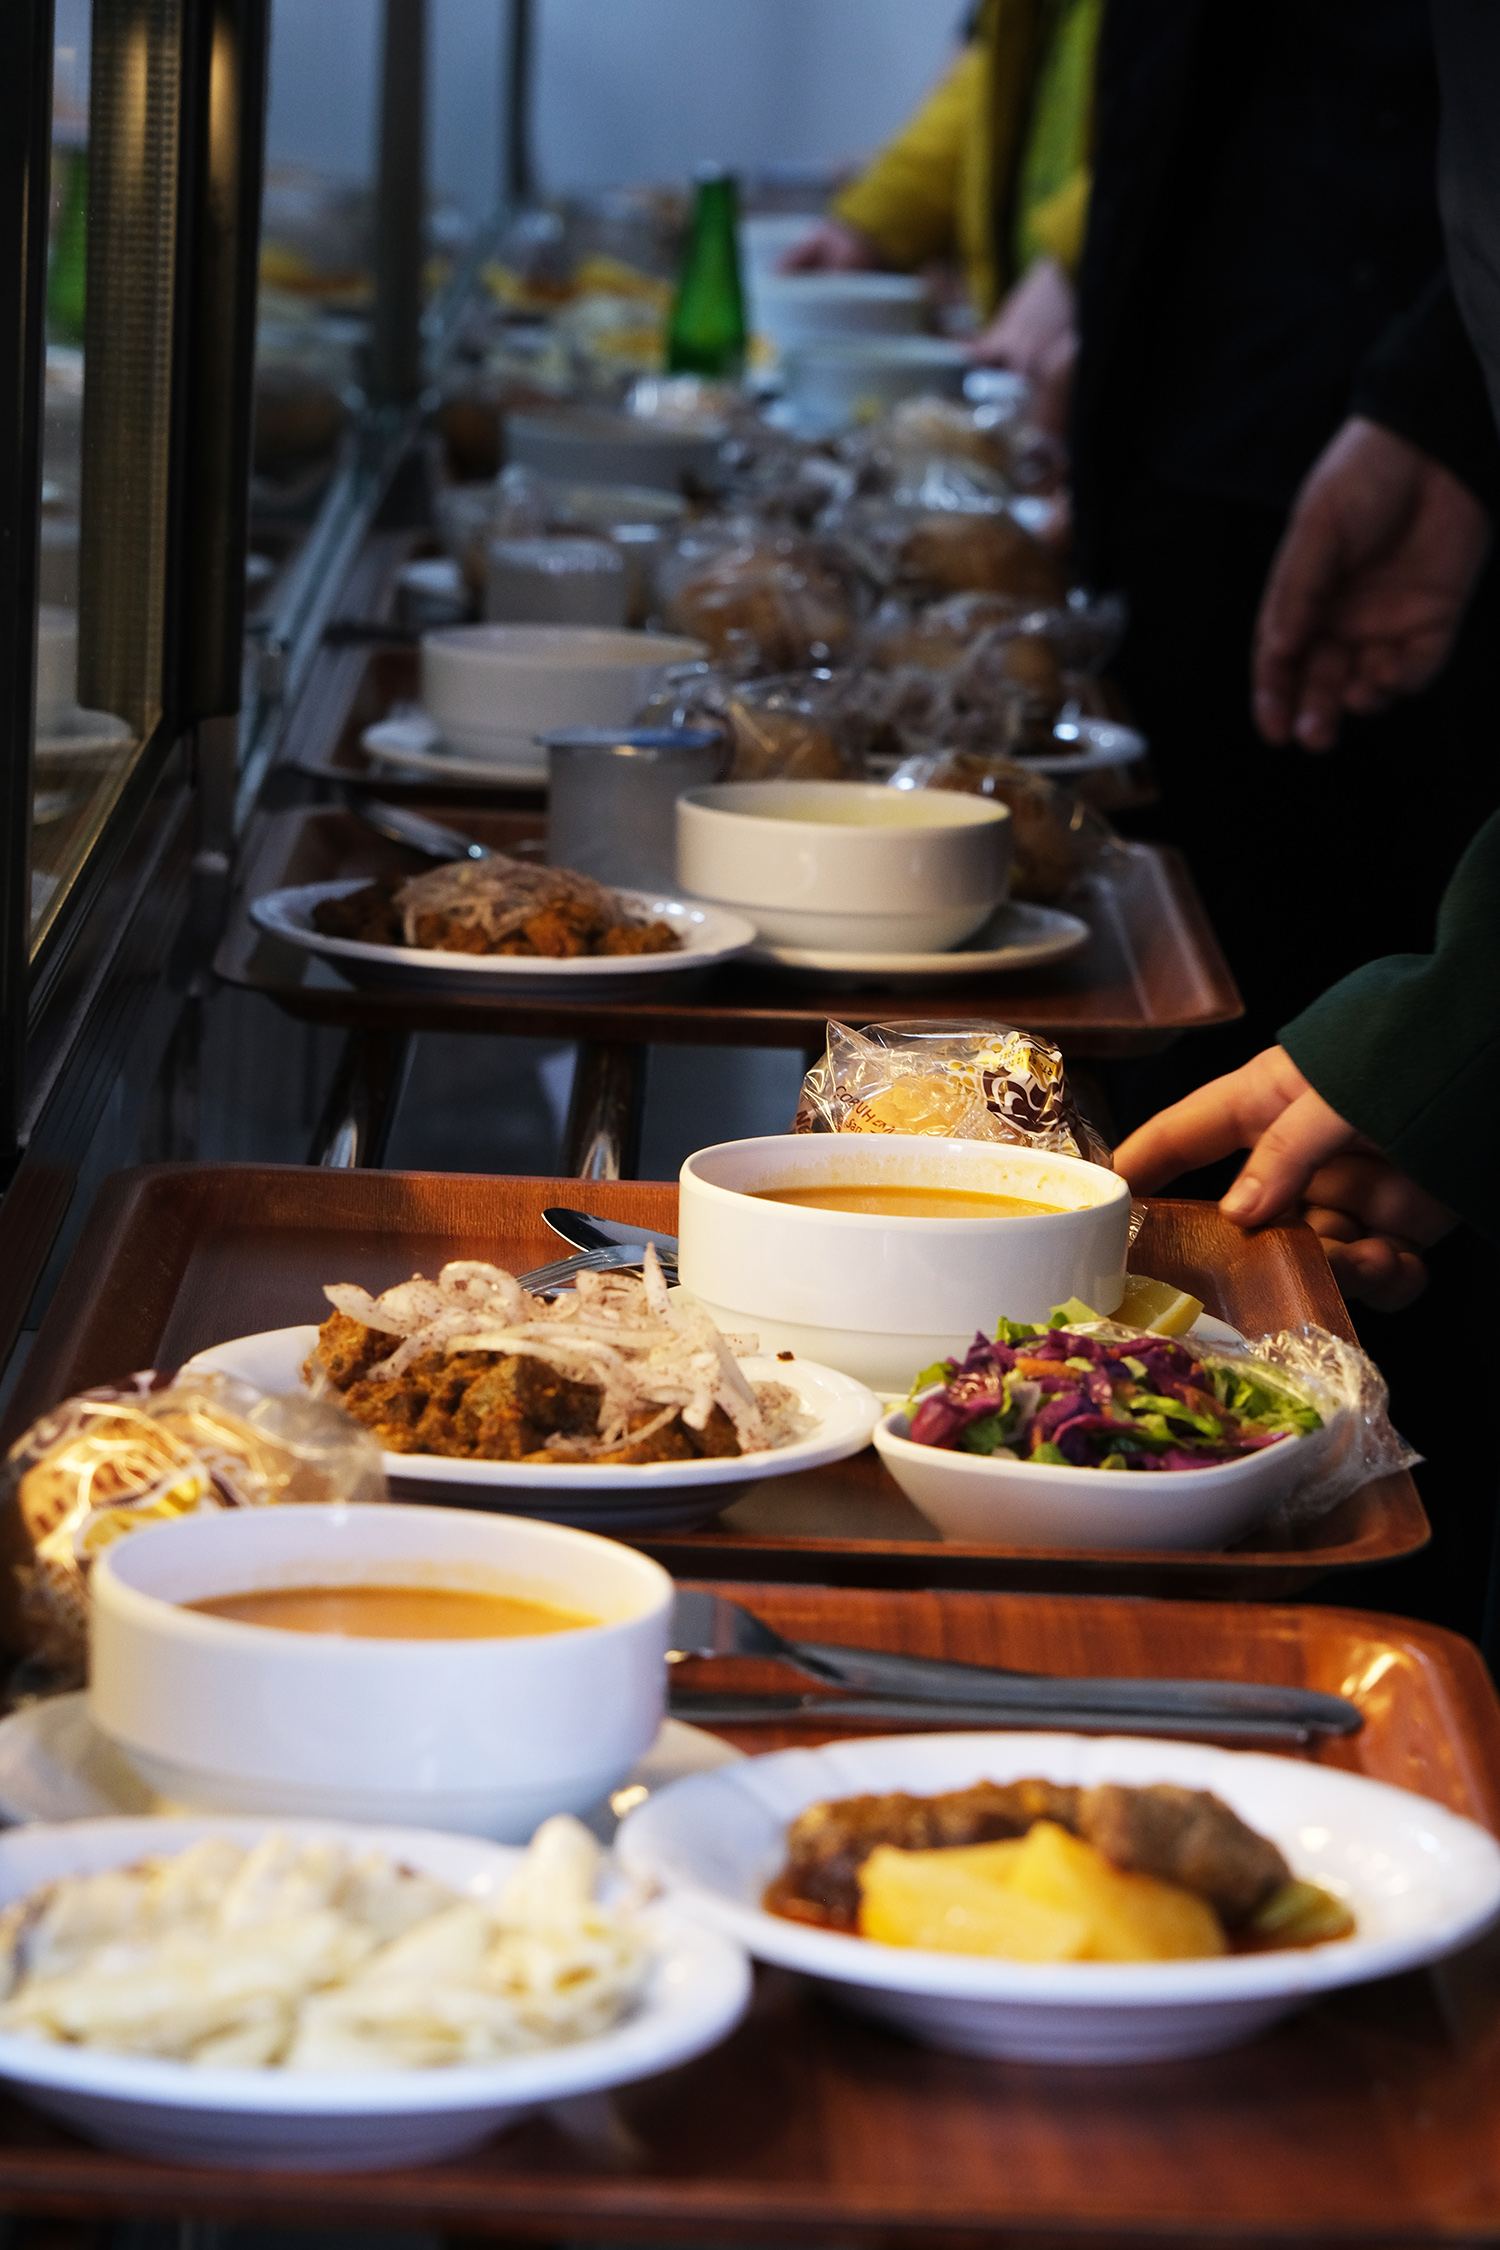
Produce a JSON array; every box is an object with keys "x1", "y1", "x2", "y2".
[
  {"x1": 676, "y1": 778, "x2": 1011, "y2": 953},
  {"x1": 88, "y1": 1502, "x2": 672, "y2": 1840},
  {"x1": 420, "y1": 623, "x2": 707, "y2": 768},
  {"x1": 677, "y1": 1132, "x2": 1131, "y2": 1392}
]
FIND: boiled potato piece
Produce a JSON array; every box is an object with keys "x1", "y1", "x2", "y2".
[
  {"x1": 1005, "y1": 1822, "x2": 1226, "y2": 1961},
  {"x1": 857, "y1": 1842, "x2": 1088, "y2": 1961}
]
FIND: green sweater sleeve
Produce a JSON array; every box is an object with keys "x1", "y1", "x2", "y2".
[{"x1": 1279, "y1": 808, "x2": 1500, "y2": 1243}]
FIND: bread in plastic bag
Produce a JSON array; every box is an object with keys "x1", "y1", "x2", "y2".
[
  {"x1": 659, "y1": 524, "x2": 862, "y2": 675},
  {"x1": 0, "y1": 1371, "x2": 387, "y2": 1686},
  {"x1": 890, "y1": 748, "x2": 1122, "y2": 903},
  {"x1": 794, "y1": 1018, "x2": 1112, "y2": 1166}
]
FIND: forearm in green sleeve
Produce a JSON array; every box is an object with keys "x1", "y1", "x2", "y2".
[{"x1": 1279, "y1": 810, "x2": 1500, "y2": 1240}]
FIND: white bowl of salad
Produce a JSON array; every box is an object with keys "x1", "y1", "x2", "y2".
[{"x1": 871, "y1": 1318, "x2": 1328, "y2": 1551}]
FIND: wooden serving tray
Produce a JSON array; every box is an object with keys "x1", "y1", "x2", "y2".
[
  {"x1": 0, "y1": 1166, "x2": 1428, "y2": 1598},
  {"x1": 291, "y1": 638, "x2": 1160, "y2": 810},
  {"x1": 217, "y1": 803, "x2": 1242, "y2": 1058},
  {"x1": 0, "y1": 1587, "x2": 1491, "y2": 2241}
]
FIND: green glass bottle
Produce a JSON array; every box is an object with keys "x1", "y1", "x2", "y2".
[
  {"x1": 666, "y1": 167, "x2": 746, "y2": 379},
  {"x1": 47, "y1": 145, "x2": 88, "y2": 348}
]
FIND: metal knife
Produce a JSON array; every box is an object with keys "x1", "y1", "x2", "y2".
[
  {"x1": 542, "y1": 1208, "x2": 681, "y2": 1262},
  {"x1": 669, "y1": 1589, "x2": 1362, "y2": 1735},
  {"x1": 666, "y1": 1690, "x2": 1337, "y2": 1746}
]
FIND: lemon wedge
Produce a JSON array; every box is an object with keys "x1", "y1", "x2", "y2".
[{"x1": 1114, "y1": 1274, "x2": 1204, "y2": 1336}]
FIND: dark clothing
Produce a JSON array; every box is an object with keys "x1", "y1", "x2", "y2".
[
  {"x1": 1072, "y1": 0, "x2": 1500, "y2": 576},
  {"x1": 1146, "y1": 5, "x2": 1445, "y2": 511},
  {"x1": 1273, "y1": 0, "x2": 1500, "y2": 1248},
  {"x1": 1281, "y1": 810, "x2": 1500, "y2": 1245},
  {"x1": 1072, "y1": 0, "x2": 1500, "y2": 1646},
  {"x1": 1069, "y1": 0, "x2": 1500, "y2": 1071}
]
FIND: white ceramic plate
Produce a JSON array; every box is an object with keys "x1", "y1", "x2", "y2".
[
  {"x1": 182, "y1": 1328, "x2": 883, "y2": 1532},
  {"x1": 617, "y1": 1730, "x2": 1500, "y2": 2065},
  {"x1": 0, "y1": 1815, "x2": 750, "y2": 2169},
  {"x1": 250, "y1": 879, "x2": 758, "y2": 999},
  {"x1": 0, "y1": 1696, "x2": 741, "y2": 1839},
  {"x1": 1010, "y1": 717, "x2": 1147, "y2": 777},
  {"x1": 361, "y1": 709, "x2": 548, "y2": 786},
  {"x1": 745, "y1": 898, "x2": 1089, "y2": 985}
]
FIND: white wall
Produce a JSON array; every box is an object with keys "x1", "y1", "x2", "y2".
[{"x1": 265, "y1": 0, "x2": 963, "y2": 215}]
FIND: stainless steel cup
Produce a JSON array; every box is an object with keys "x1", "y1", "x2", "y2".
[{"x1": 543, "y1": 726, "x2": 728, "y2": 891}]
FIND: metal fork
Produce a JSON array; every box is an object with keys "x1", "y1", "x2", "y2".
[
  {"x1": 516, "y1": 1242, "x2": 679, "y2": 1296},
  {"x1": 669, "y1": 1589, "x2": 1362, "y2": 1735}
]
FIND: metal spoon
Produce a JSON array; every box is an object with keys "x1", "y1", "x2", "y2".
[{"x1": 356, "y1": 803, "x2": 493, "y2": 861}]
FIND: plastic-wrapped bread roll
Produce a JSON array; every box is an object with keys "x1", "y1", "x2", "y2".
[{"x1": 0, "y1": 1372, "x2": 385, "y2": 1686}]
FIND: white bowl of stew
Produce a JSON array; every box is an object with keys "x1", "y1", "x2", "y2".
[
  {"x1": 89, "y1": 1504, "x2": 673, "y2": 1840},
  {"x1": 677, "y1": 1133, "x2": 1131, "y2": 1392}
]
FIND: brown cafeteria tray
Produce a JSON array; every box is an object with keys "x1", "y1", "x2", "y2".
[
  {"x1": 294, "y1": 639, "x2": 1158, "y2": 812},
  {"x1": 3, "y1": 1166, "x2": 1427, "y2": 1599},
  {"x1": 216, "y1": 804, "x2": 1242, "y2": 1058},
  {"x1": 0, "y1": 1585, "x2": 1492, "y2": 2241}
]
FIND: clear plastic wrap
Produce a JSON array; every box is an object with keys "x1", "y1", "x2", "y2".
[
  {"x1": 793, "y1": 1018, "x2": 1112, "y2": 1166},
  {"x1": 889, "y1": 750, "x2": 1124, "y2": 904},
  {"x1": 0, "y1": 1372, "x2": 387, "y2": 1687},
  {"x1": 658, "y1": 521, "x2": 865, "y2": 676},
  {"x1": 1201, "y1": 1325, "x2": 1418, "y2": 1527}
]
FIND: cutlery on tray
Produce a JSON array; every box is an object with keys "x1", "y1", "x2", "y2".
[
  {"x1": 516, "y1": 1242, "x2": 679, "y2": 1295},
  {"x1": 356, "y1": 803, "x2": 494, "y2": 862},
  {"x1": 543, "y1": 1208, "x2": 681, "y2": 1262},
  {"x1": 669, "y1": 1589, "x2": 1362, "y2": 1739},
  {"x1": 664, "y1": 1690, "x2": 1339, "y2": 1745}
]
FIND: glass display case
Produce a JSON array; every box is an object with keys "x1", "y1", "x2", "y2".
[{"x1": 0, "y1": 0, "x2": 269, "y2": 1348}]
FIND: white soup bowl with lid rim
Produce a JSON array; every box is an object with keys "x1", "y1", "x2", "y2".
[
  {"x1": 676, "y1": 778, "x2": 1011, "y2": 953},
  {"x1": 88, "y1": 1502, "x2": 672, "y2": 1841},
  {"x1": 676, "y1": 1132, "x2": 1130, "y2": 1392},
  {"x1": 420, "y1": 623, "x2": 708, "y2": 766}
]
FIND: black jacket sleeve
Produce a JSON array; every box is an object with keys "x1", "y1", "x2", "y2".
[{"x1": 1350, "y1": 273, "x2": 1500, "y2": 514}]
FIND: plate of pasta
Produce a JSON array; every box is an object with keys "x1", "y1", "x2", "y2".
[{"x1": 0, "y1": 1813, "x2": 749, "y2": 2169}]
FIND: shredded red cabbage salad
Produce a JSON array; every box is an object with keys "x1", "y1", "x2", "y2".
[{"x1": 906, "y1": 1321, "x2": 1323, "y2": 1472}]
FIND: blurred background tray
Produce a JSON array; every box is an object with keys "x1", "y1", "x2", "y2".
[
  {"x1": 216, "y1": 806, "x2": 1243, "y2": 1058},
  {"x1": 1, "y1": 1168, "x2": 1427, "y2": 1599},
  {"x1": 0, "y1": 1588, "x2": 1489, "y2": 2239}
]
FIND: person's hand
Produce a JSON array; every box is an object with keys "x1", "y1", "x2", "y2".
[
  {"x1": 777, "y1": 221, "x2": 882, "y2": 274},
  {"x1": 1253, "y1": 416, "x2": 1491, "y2": 751},
  {"x1": 1114, "y1": 1045, "x2": 1455, "y2": 1312},
  {"x1": 967, "y1": 256, "x2": 1075, "y2": 375}
]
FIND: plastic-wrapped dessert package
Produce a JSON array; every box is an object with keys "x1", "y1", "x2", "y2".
[
  {"x1": 857, "y1": 591, "x2": 1026, "y2": 672},
  {"x1": 824, "y1": 478, "x2": 1069, "y2": 609},
  {"x1": 841, "y1": 388, "x2": 1061, "y2": 497},
  {"x1": 634, "y1": 665, "x2": 867, "y2": 783},
  {"x1": 0, "y1": 1372, "x2": 386, "y2": 1688},
  {"x1": 659, "y1": 521, "x2": 866, "y2": 675},
  {"x1": 793, "y1": 1018, "x2": 1112, "y2": 1166},
  {"x1": 889, "y1": 749, "x2": 1123, "y2": 903},
  {"x1": 719, "y1": 673, "x2": 860, "y2": 781}
]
